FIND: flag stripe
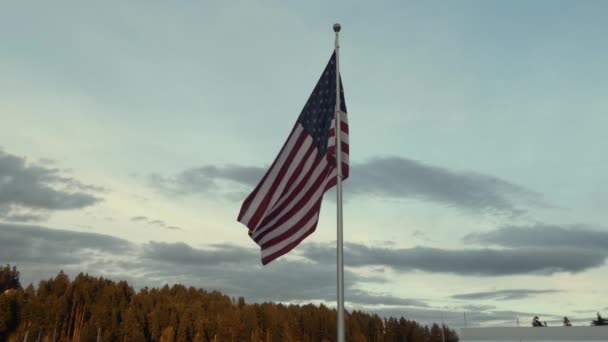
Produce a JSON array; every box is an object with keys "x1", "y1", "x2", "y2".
[
  {"x1": 261, "y1": 212, "x2": 319, "y2": 265},
  {"x1": 253, "y1": 155, "x2": 329, "y2": 242},
  {"x1": 260, "y1": 197, "x2": 322, "y2": 250},
  {"x1": 253, "y1": 148, "x2": 322, "y2": 238},
  {"x1": 258, "y1": 164, "x2": 332, "y2": 246}
]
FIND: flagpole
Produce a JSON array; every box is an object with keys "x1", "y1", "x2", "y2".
[{"x1": 333, "y1": 22, "x2": 345, "y2": 342}]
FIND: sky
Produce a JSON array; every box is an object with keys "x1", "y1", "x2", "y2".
[{"x1": 1, "y1": 0, "x2": 607, "y2": 329}]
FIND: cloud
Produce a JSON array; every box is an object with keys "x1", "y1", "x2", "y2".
[
  {"x1": 148, "y1": 165, "x2": 264, "y2": 196},
  {"x1": 130, "y1": 216, "x2": 148, "y2": 222},
  {"x1": 148, "y1": 156, "x2": 542, "y2": 215},
  {"x1": 2, "y1": 223, "x2": 420, "y2": 313},
  {"x1": 0, "y1": 206, "x2": 49, "y2": 222},
  {"x1": 452, "y1": 289, "x2": 560, "y2": 301},
  {"x1": 0, "y1": 148, "x2": 102, "y2": 221},
  {"x1": 130, "y1": 216, "x2": 182, "y2": 231},
  {"x1": 349, "y1": 156, "x2": 543, "y2": 215},
  {"x1": 6, "y1": 223, "x2": 599, "y2": 327},
  {"x1": 346, "y1": 289, "x2": 428, "y2": 307},
  {"x1": 138, "y1": 244, "x2": 400, "y2": 306},
  {"x1": 0, "y1": 223, "x2": 133, "y2": 266},
  {"x1": 464, "y1": 224, "x2": 608, "y2": 251},
  {"x1": 300, "y1": 242, "x2": 607, "y2": 276},
  {"x1": 141, "y1": 241, "x2": 258, "y2": 266}
]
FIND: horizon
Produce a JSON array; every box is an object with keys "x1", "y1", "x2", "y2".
[{"x1": 1, "y1": 0, "x2": 607, "y2": 330}]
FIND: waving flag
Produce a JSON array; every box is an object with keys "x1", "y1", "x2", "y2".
[{"x1": 237, "y1": 52, "x2": 349, "y2": 265}]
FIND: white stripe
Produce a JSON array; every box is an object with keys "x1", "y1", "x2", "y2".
[
  {"x1": 341, "y1": 151, "x2": 349, "y2": 164},
  {"x1": 257, "y1": 172, "x2": 330, "y2": 246},
  {"x1": 261, "y1": 212, "x2": 320, "y2": 259},
  {"x1": 240, "y1": 125, "x2": 304, "y2": 227},
  {"x1": 253, "y1": 158, "x2": 329, "y2": 239}
]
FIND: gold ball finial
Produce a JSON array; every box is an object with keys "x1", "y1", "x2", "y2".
[{"x1": 333, "y1": 23, "x2": 341, "y2": 32}]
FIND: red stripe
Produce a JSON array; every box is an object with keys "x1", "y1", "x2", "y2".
[
  {"x1": 341, "y1": 142, "x2": 350, "y2": 154},
  {"x1": 254, "y1": 162, "x2": 330, "y2": 244},
  {"x1": 342, "y1": 163, "x2": 350, "y2": 179},
  {"x1": 341, "y1": 121, "x2": 349, "y2": 134},
  {"x1": 246, "y1": 130, "x2": 309, "y2": 231},
  {"x1": 261, "y1": 222, "x2": 318, "y2": 265}
]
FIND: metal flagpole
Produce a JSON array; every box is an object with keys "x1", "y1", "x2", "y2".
[{"x1": 333, "y1": 22, "x2": 345, "y2": 342}]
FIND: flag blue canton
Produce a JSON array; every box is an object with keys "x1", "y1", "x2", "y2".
[{"x1": 297, "y1": 52, "x2": 347, "y2": 157}]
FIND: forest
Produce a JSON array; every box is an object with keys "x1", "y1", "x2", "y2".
[{"x1": 0, "y1": 264, "x2": 459, "y2": 341}]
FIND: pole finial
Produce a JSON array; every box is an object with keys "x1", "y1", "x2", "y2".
[{"x1": 333, "y1": 23, "x2": 341, "y2": 32}]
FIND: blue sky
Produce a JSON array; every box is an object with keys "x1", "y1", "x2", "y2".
[{"x1": 1, "y1": 0, "x2": 607, "y2": 328}]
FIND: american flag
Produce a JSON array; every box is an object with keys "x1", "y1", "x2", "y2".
[{"x1": 237, "y1": 52, "x2": 349, "y2": 265}]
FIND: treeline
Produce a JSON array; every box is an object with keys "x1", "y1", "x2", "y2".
[{"x1": 0, "y1": 265, "x2": 458, "y2": 341}]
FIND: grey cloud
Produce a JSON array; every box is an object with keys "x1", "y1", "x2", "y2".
[
  {"x1": 148, "y1": 165, "x2": 264, "y2": 196},
  {"x1": 0, "y1": 223, "x2": 133, "y2": 266},
  {"x1": 149, "y1": 157, "x2": 542, "y2": 215},
  {"x1": 37, "y1": 158, "x2": 56, "y2": 166},
  {"x1": 300, "y1": 242, "x2": 607, "y2": 276},
  {"x1": 349, "y1": 156, "x2": 542, "y2": 215},
  {"x1": 4, "y1": 213, "x2": 48, "y2": 222},
  {"x1": 131, "y1": 216, "x2": 148, "y2": 222},
  {"x1": 0, "y1": 148, "x2": 101, "y2": 221},
  {"x1": 460, "y1": 304, "x2": 497, "y2": 312},
  {"x1": 452, "y1": 289, "x2": 560, "y2": 301},
  {"x1": 4, "y1": 213, "x2": 49, "y2": 222},
  {"x1": 142, "y1": 241, "x2": 258, "y2": 266},
  {"x1": 347, "y1": 290, "x2": 427, "y2": 307},
  {"x1": 464, "y1": 224, "x2": 608, "y2": 251},
  {"x1": 412, "y1": 230, "x2": 433, "y2": 242},
  {"x1": 3, "y1": 223, "x2": 418, "y2": 311},
  {"x1": 0, "y1": 206, "x2": 49, "y2": 222},
  {"x1": 7, "y1": 223, "x2": 595, "y2": 327},
  {"x1": 131, "y1": 216, "x2": 182, "y2": 231},
  {"x1": 136, "y1": 253, "x2": 397, "y2": 306},
  {"x1": 148, "y1": 219, "x2": 166, "y2": 227}
]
